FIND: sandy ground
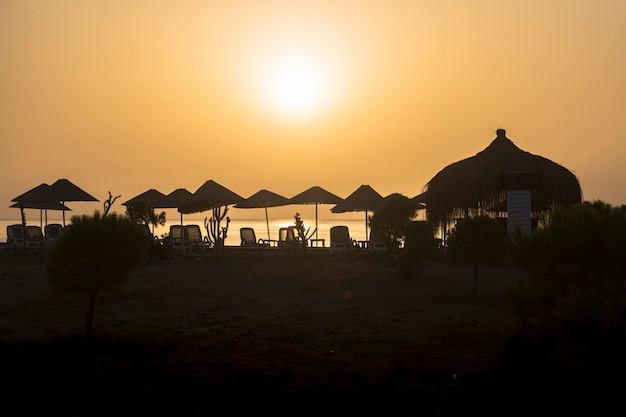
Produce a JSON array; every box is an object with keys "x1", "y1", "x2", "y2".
[{"x1": 0, "y1": 248, "x2": 619, "y2": 415}]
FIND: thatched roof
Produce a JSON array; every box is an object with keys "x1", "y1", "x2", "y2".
[{"x1": 422, "y1": 129, "x2": 582, "y2": 223}]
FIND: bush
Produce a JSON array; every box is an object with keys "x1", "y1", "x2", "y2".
[
  {"x1": 447, "y1": 215, "x2": 510, "y2": 265},
  {"x1": 400, "y1": 221, "x2": 437, "y2": 277},
  {"x1": 504, "y1": 200, "x2": 626, "y2": 374},
  {"x1": 446, "y1": 215, "x2": 509, "y2": 295}
]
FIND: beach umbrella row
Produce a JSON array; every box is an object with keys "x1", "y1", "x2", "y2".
[
  {"x1": 123, "y1": 183, "x2": 344, "y2": 242},
  {"x1": 118, "y1": 182, "x2": 428, "y2": 242},
  {"x1": 15, "y1": 179, "x2": 418, "y2": 242}
]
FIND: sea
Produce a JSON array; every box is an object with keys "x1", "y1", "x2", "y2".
[{"x1": 1, "y1": 210, "x2": 372, "y2": 247}]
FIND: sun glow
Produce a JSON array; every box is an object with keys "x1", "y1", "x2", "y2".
[
  {"x1": 261, "y1": 55, "x2": 331, "y2": 119},
  {"x1": 231, "y1": 13, "x2": 356, "y2": 123}
]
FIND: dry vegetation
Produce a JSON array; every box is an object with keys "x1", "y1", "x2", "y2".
[{"x1": 0, "y1": 249, "x2": 618, "y2": 416}]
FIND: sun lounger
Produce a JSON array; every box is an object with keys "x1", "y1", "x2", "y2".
[
  {"x1": 278, "y1": 226, "x2": 298, "y2": 249},
  {"x1": 169, "y1": 224, "x2": 207, "y2": 254},
  {"x1": 44, "y1": 223, "x2": 64, "y2": 247},
  {"x1": 25, "y1": 225, "x2": 45, "y2": 248},
  {"x1": 6, "y1": 224, "x2": 25, "y2": 247},
  {"x1": 240, "y1": 227, "x2": 270, "y2": 246},
  {"x1": 330, "y1": 225, "x2": 358, "y2": 254}
]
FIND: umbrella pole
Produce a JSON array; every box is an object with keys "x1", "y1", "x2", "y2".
[
  {"x1": 315, "y1": 203, "x2": 319, "y2": 242},
  {"x1": 265, "y1": 206, "x2": 270, "y2": 241},
  {"x1": 365, "y1": 211, "x2": 368, "y2": 241}
]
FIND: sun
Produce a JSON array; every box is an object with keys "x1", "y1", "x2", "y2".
[{"x1": 261, "y1": 55, "x2": 331, "y2": 119}]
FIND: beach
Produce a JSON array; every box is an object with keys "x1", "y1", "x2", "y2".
[{"x1": 0, "y1": 249, "x2": 618, "y2": 415}]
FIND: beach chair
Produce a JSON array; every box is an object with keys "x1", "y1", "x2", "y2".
[
  {"x1": 44, "y1": 223, "x2": 63, "y2": 239},
  {"x1": 184, "y1": 224, "x2": 207, "y2": 253},
  {"x1": 6, "y1": 224, "x2": 26, "y2": 247},
  {"x1": 169, "y1": 225, "x2": 187, "y2": 253},
  {"x1": 44, "y1": 223, "x2": 64, "y2": 246},
  {"x1": 169, "y1": 224, "x2": 206, "y2": 254},
  {"x1": 278, "y1": 226, "x2": 298, "y2": 249},
  {"x1": 25, "y1": 225, "x2": 45, "y2": 248},
  {"x1": 330, "y1": 225, "x2": 358, "y2": 254},
  {"x1": 240, "y1": 227, "x2": 269, "y2": 246}
]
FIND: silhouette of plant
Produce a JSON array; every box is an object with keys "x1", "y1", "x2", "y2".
[
  {"x1": 45, "y1": 210, "x2": 149, "y2": 340},
  {"x1": 294, "y1": 212, "x2": 315, "y2": 257},
  {"x1": 370, "y1": 193, "x2": 421, "y2": 249},
  {"x1": 204, "y1": 206, "x2": 230, "y2": 258},
  {"x1": 125, "y1": 200, "x2": 166, "y2": 232},
  {"x1": 507, "y1": 201, "x2": 626, "y2": 349},
  {"x1": 446, "y1": 215, "x2": 509, "y2": 296},
  {"x1": 125, "y1": 200, "x2": 166, "y2": 259},
  {"x1": 402, "y1": 220, "x2": 438, "y2": 278},
  {"x1": 103, "y1": 191, "x2": 120, "y2": 215}
]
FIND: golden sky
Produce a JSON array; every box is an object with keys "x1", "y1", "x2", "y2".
[{"x1": 1, "y1": 0, "x2": 625, "y2": 221}]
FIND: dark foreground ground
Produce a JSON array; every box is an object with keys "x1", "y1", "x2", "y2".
[{"x1": 1, "y1": 249, "x2": 624, "y2": 416}]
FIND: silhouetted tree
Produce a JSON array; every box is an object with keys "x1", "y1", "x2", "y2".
[
  {"x1": 370, "y1": 193, "x2": 421, "y2": 249},
  {"x1": 446, "y1": 215, "x2": 509, "y2": 296},
  {"x1": 45, "y1": 210, "x2": 149, "y2": 339},
  {"x1": 125, "y1": 200, "x2": 166, "y2": 233},
  {"x1": 125, "y1": 200, "x2": 167, "y2": 259}
]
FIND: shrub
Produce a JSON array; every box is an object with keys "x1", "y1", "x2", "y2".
[
  {"x1": 446, "y1": 215, "x2": 509, "y2": 295},
  {"x1": 505, "y1": 200, "x2": 626, "y2": 375}
]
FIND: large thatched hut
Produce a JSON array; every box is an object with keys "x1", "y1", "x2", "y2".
[{"x1": 418, "y1": 129, "x2": 582, "y2": 236}]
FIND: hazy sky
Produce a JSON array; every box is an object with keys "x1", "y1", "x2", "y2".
[{"x1": 1, "y1": 0, "x2": 625, "y2": 221}]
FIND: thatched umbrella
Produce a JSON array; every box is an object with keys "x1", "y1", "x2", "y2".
[
  {"x1": 122, "y1": 189, "x2": 167, "y2": 208},
  {"x1": 331, "y1": 184, "x2": 384, "y2": 240},
  {"x1": 421, "y1": 129, "x2": 582, "y2": 228},
  {"x1": 180, "y1": 180, "x2": 244, "y2": 214},
  {"x1": 289, "y1": 186, "x2": 343, "y2": 242},
  {"x1": 47, "y1": 179, "x2": 98, "y2": 225},
  {"x1": 154, "y1": 188, "x2": 194, "y2": 225},
  {"x1": 178, "y1": 180, "x2": 244, "y2": 249},
  {"x1": 234, "y1": 189, "x2": 291, "y2": 241}
]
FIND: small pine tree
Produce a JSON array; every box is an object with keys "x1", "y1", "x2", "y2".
[{"x1": 45, "y1": 211, "x2": 149, "y2": 339}]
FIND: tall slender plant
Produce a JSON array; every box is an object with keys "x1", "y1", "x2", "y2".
[
  {"x1": 204, "y1": 205, "x2": 230, "y2": 258},
  {"x1": 294, "y1": 212, "x2": 315, "y2": 257}
]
